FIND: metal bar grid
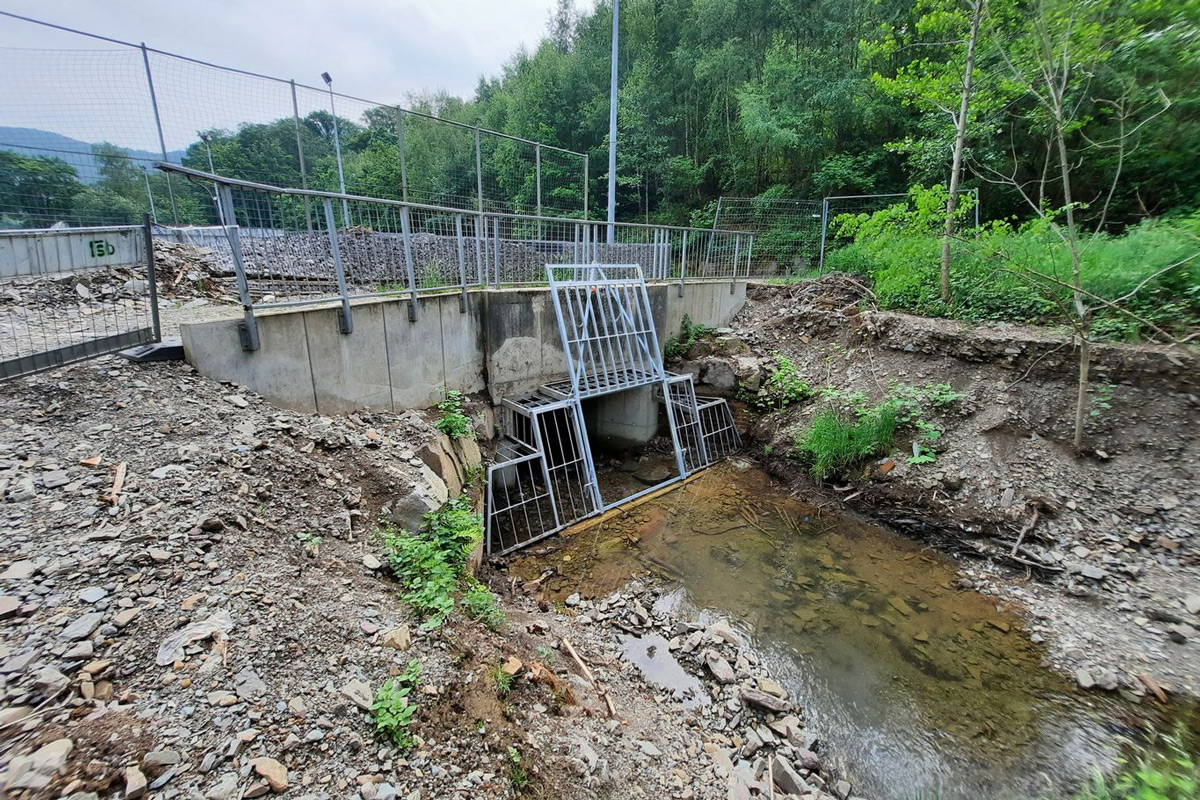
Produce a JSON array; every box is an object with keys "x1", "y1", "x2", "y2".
[
  {"x1": 662, "y1": 374, "x2": 708, "y2": 474},
  {"x1": 1, "y1": 224, "x2": 161, "y2": 381},
  {"x1": 697, "y1": 396, "x2": 742, "y2": 462}
]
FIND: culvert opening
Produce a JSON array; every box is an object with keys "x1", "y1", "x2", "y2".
[{"x1": 483, "y1": 264, "x2": 741, "y2": 556}]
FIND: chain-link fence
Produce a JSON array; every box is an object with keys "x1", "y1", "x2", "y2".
[
  {"x1": 0, "y1": 12, "x2": 589, "y2": 231},
  {"x1": 715, "y1": 189, "x2": 981, "y2": 278}
]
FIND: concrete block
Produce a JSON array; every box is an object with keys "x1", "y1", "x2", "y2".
[
  {"x1": 181, "y1": 308, "x2": 317, "y2": 413},
  {"x1": 304, "y1": 302, "x2": 392, "y2": 414}
]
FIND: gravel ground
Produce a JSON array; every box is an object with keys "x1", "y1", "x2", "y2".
[{"x1": 0, "y1": 354, "x2": 859, "y2": 800}]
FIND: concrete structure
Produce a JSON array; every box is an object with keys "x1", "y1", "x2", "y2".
[{"x1": 180, "y1": 280, "x2": 746, "y2": 415}]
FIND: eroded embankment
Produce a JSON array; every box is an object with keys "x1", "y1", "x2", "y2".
[{"x1": 668, "y1": 278, "x2": 1200, "y2": 697}]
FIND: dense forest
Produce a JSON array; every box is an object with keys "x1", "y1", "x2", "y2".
[{"x1": 2, "y1": 0, "x2": 1197, "y2": 232}]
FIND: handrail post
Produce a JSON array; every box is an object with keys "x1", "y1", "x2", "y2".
[
  {"x1": 400, "y1": 206, "x2": 419, "y2": 322},
  {"x1": 322, "y1": 198, "x2": 354, "y2": 335},
  {"x1": 678, "y1": 229, "x2": 688, "y2": 297},
  {"x1": 731, "y1": 234, "x2": 740, "y2": 294},
  {"x1": 455, "y1": 214, "x2": 468, "y2": 313},
  {"x1": 218, "y1": 184, "x2": 259, "y2": 351}
]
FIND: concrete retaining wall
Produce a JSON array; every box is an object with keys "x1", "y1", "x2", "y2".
[{"x1": 180, "y1": 280, "x2": 745, "y2": 415}]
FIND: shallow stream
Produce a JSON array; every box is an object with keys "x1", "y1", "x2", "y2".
[{"x1": 513, "y1": 461, "x2": 1171, "y2": 800}]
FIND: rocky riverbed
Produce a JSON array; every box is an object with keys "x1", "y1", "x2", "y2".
[{"x1": 0, "y1": 353, "x2": 859, "y2": 800}]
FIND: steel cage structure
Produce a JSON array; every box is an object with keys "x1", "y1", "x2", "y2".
[{"x1": 484, "y1": 263, "x2": 742, "y2": 556}]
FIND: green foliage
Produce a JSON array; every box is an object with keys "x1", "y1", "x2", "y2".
[
  {"x1": 434, "y1": 389, "x2": 473, "y2": 440},
  {"x1": 462, "y1": 580, "x2": 507, "y2": 631},
  {"x1": 827, "y1": 205, "x2": 1200, "y2": 336},
  {"x1": 664, "y1": 314, "x2": 713, "y2": 360},
  {"x1": 372, "y1": 659, "x2": 422, "y2": 750},
  {"x1": 379, "y1": 497, "x2": 483, "y2": 629},
  {"x1": 796, "y1": 405, "x2": 899, "y2": 480},
  {"x1": 754, "y1": 355, "x2": 814, "y2": 411},
  {"x1": 1073, "y1": 732, "x2": 1198, "y2": 800},
  {"x1": 507, "y1": 746, "x2": 529, "y2": 791},
  {"x1": 490, "y1": 664, "x2": 515, "y2": 696}
]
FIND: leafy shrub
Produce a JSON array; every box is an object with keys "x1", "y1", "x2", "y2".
[
  {"x1": 380, "y1": 497, "x2": 483, "y2": 629},
  {"x1": 434, "y1": 389, "x2": 472, "y2": 439},
  {"x1": 1076, "y1": 731, "x2": 1197, "y2": 800},
  {"x1": 795, "y1": 404, "x2": 898, "y2": 479},
  {"x1": 754, "y1": 355, "x2": 814, "y2": 410},
  {"x1": 373, "y1": 658, "x2": 421, "y2": 749},
  {"x1": 824, "y1": 196, "x2": 1200, "y2": 338},
  {"x1": 462, "y1": 580, "x2": 508, "y2": 631},
  {"x1": 664, "y1": 314, "x2": 713, "y2": 359}
]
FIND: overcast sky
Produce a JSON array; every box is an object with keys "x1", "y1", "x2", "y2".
[{"x1": 0, "y1": 0, "x2": 580, "y2": 152}]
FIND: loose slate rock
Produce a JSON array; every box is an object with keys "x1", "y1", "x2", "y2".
[
  {"x1": 740, "y1": 685, "x2": 790, "y2": 714},
  {"x1": 59, "y1": 612, "x2": 103, "y2": 641}
]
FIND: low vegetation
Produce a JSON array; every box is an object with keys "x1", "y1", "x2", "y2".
[
  {"x1": 787, "y1": 382, "x2": 964, "y2": 479},
  {"x1": 827, "y1": 192, "x2": 1200, "y2": 342},
  {"x1": 379, "y1": 497, "x2": 482, "y2": 629},
  {"x1": 434, "y1": 389, "x2": 473, "y2": 439},
  {"x1": 462, "y1": 579, "x2": 508, "y2": 631},
  {"x1": 1073, "y1": 732, "x2": 1197, "y2": 800},
  {"x1": 664, "y1": 314, "x2": 713, "y2": 359},
  {"x1": 751, "y1": 355, "x2": 814, "y2": 411},
  {"x1": 372, "y1": 658, "x2": 422, "y2": 750}
]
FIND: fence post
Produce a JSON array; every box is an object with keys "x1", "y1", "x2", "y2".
[
  {"x1": 321, "y1": 198, "x2": 354, "y2": 335},
  {"x1": 140, "y1": 43, "x2": 178, "y2": 225},
  {"x1": 475, "y1": 214, "x2": 486, "y2": 287},
  {"x1": 399, "y1": 206, "x2": 420, "y2": 322},
  {"x1": 731, "y1": 235, "x2": 740, "y2": 295},
  {"x1": 974, "y1": 187, "x2": 981, "y2": 229},
  {"x1": 678, "y1": 230, "x2": 688, "y2": 297},
  {"x1": 474, "y1": 126, "x2": 485, "y2": 213},
  {"x1": 290, "y1": 80, "x2": 313, "y2": 232},
  {"x1": 535, "y1": 143, "x2": 543, "y2": 240},
  {"x1": 492, "y1": 217, "x2": 501, "y2": 284},
  {"x1": 455, "y1": 214, "x2": 468, "y2": 313},
  {"x1": 582, "y1": 154, "x2": 589, "y2": 220},
  {"x1": 396, "y1": 108, "x2": 410, "y2": 203},
  {"x1": 817, "y1": 198, "x2": 830, "y2": 274},
  {"x1": 218, "y1": 185, "x2": 259, "y2": 351},
  {"x1": 142, "y1": 214, "x2": 162, "y2": 343},
  {"x1": 744, "y1": 234, "x2": 754, "y2": 281}
]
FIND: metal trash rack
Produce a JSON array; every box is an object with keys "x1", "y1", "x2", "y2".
[{"x1": 484, "y1": 263, "x2": 741, "y2": 556}]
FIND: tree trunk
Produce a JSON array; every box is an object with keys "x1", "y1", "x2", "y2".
[{"x1": 940, "y1": 0, "x2": 985, "y2": 305}]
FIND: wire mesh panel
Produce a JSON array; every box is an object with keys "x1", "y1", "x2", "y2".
[
  {"x1": 698, "y1": 396, "x2": 742, "y2": 462},
  {"x1": 486, "y1": 448, "x2": 559, "y2": 556},
  {"x1": 714, "y1": 197, "x2": 823, "y2": 277},
  {"x1": 0, "y1": 223, "x2": 159, "y2": 381},
  {"x1": 548, "y1": 264, "x2": 666, "y2": 398},
  {"x1": 662, "y1": 375, "x2": 708, "y2": 474},
  {"x1": 0, "y1": 14, "x2": 588, "y2": 230}
]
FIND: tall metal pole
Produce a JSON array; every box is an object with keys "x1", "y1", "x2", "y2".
[
  {"x1": 582, "y1": 154, "x2": 589, "y2": 220},
  {"x1": 290, "y1": 80, "x2": 313, "y2": 232},
  {"x1": 142, "y1": 168, "x2": 157, "y2": 224},
  {"x1": 201, "y1": 135, "x2": 221, "y2": 222},
  {"x1": 323, "y1": 73, "x2": 350, "y2": 226},
  {"x1": 535, "y1": 143, "x2": 543, "y2": 240},
  {"x1": 396, "y1": 108, "x2": 409, "y2": 202},
  {"x1": 140, "y1": 43, "x2": 178, "y2": 224},
  {"x1": 606, "y1": 0, "x2": 619, "y2": 245}
]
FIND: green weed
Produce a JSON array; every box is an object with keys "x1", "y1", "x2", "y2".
[
  {"x1": 379, "y1": 497, "x2": 483, "y2": 629},
  {"x1": 462, "y1": 580, "x2": 508, "y2": 631},
  {"x1": 754, "y1": 355, "x2": 814, "y2": 411},
  {"x1": 507, "y1": 745, "x2": 529, "y2": 791},
  {"x1": 490, "y1": 663, "x2": 515, "y2": 696},
  {"x1": 795, "y1": 405, "x2": 898, "y2": 479},
  {"x1": 664, "y1": 314, "x2": 713, "y2": 359},
  {"x1": 434, "y1": 389, "x2": 473, "y2": 440},
  {"x1": 372, "y1": 658, "x2": 421, "y2": 750},
  {"x1": 1073, "y1": 731, "x2": 1197, "y2": 800}
]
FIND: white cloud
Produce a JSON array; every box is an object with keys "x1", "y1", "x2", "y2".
[{"x1": 0, "y1": 0, "x2": 563, "y2": 148}]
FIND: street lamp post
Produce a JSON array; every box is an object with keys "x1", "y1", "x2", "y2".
[
  {"x1": 606, "y1": 0, "x2": 619, "y2": 246},
  {"x1": 321, "y1": 71, "x2": 351, "y2": 227},
  {"x1": 199, "y1": 132, "x2": 222, "y2": 222}
]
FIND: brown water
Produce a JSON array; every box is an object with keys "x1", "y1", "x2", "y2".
[{"x1": 513, "y1": 461, "x2": 1161, "y2": 800}]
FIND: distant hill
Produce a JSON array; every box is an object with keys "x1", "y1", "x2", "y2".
[{"x1": 0, "y1": 127, "x2": 186, "y2": 183}]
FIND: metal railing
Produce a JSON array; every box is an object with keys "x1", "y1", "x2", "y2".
[{"x1": 156, "y1": 164, "x2": 755, "y2": 351}]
